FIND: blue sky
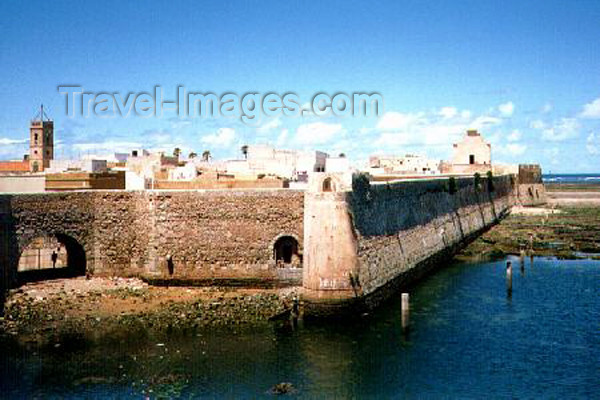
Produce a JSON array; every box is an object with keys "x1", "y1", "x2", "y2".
[{"x1": 1, "y1": 0, "x2": 600, "y2": 172}]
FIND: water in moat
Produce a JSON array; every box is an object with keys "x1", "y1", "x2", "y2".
[{"x1": 1, "y1": 257, "x2": 598, "y2": 398}]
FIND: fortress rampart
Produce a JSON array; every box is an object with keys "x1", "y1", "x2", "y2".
[
  {"x1": 0, "y1": 190, "x2": 304, "y2": 295},
  {"x1": 302, "y1": 174, "x2": 516, "y2": 313},
  {"x1": 1, "y1": 173, "x2": 533, "y2": 316}
]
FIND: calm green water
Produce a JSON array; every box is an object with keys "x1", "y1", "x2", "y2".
[{"x1": 1, "y1": 257, "x2": 599, "y2": 398}]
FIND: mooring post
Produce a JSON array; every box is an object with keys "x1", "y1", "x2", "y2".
[
  {"x1": 528, "y1": 233, "x2": 534, "y2": 251},
  {"x1": 401, "y1": 293, "x2": 410, "y2": 331},
  {"x1": 520, "y1": 249, "x2": 525, "y2": 272},
  {"x1": 506, "y1": 261, "x2": 513, "y2": 296},
  {"x1": 528, "y1": 232, "x2": 535, "y2": 267},
  {"x1": 519, "y1": 249, "x2": 526, "y2": 274}
]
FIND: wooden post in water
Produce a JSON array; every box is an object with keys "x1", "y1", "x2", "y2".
[
  {"x1": 506, "y1": 261, "x2": 513, "y2": 296},
  {"x1": 528, "y1": 232, "x2": 535, "y2": 267},
  {"x1": 401, "y1": 293, "x2": 410, "y2": 331},
  {"x1": 520, "y1": 250, "x2": 525, "y2": 274}
]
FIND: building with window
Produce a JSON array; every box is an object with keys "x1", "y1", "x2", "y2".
[
  {"x1": 447, "y1": 129, "x2": 491, "y2": 173},
  {"x1": 368, "y1": 154, "x2": 440, "y2": 175},
  {"x1": 224, "y1": 145, "x2": 328, "y2": 181}
]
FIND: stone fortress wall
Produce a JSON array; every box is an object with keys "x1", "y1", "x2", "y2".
[
  {"x1": 516, "y1": 164, "x2": 546, "y2": 206},
  {"x1": 303, "y1": 173, "x2": 516, "y2": 312},
  {"x1": 1, "y1": 169, "x2": 541, "y2": 315},
  {"x1": 0, "y1": 190, "x2": 304, "y2": 293}
]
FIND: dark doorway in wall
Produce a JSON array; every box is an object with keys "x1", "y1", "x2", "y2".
[
  {"x1": 274, "y1": 236, "x2": 300, "y2": 265},
  {"x1": 469, "y1": 154, "x2": 475, "y2": 164},
  {"x1": 322, "y1": 177, "x2": 333, "y2": 192},
  {"x1": 17, "y1": 234, "x2": 86, "y2": 284}
]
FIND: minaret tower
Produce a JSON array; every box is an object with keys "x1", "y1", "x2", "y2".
[{"x1": 29, "y1": 104, "x2": 54, "y2": 172}]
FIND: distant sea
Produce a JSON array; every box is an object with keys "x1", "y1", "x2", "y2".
[{"x1": 543, "y1": 173, "x2": 600, "y2": 184}]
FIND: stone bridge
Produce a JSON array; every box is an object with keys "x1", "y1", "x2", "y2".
[{"x1": 1, "y1": 174, "x2": 526, "y2": 314}]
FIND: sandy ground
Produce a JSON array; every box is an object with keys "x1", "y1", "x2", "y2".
[
  {"x1": 547, "y1": 191, "x2": 600, "y2": 207},
  {"x1": 511, "y1": 205, "x2": 561, "y2": 215}
]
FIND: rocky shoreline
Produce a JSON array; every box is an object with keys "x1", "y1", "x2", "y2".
[
  {"x1": 458, "y1": 206, "x2": 600, "y2": 260},
  {"x1": 0, "y1": 277, "x2": 299, "y2": 346}
]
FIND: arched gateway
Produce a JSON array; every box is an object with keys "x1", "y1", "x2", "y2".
[{"x1": 17, "y1": 233, "x2": 86, "y2": 283}]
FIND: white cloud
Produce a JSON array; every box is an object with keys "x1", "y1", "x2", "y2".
[
  {"x1": 294, "y1": 122, "x2": 343, "y2": 145},
  {"x1": 170, "y1": 118, "x2": 192, "y2": 130},
  {"x1": 530, "y1": 120, "x2": 546, "y2": 130},
  {"x1": 505, "y1": 143, "x2": 527, "y2": 156},
  {"x1": 507, "y1": 129, "x2": 521, "y2": 142},
  {"x1": 438, "y1": 107, "x2": 457, "y2": 119},
  {"x1": 498, "y1": 101, "x2": 515, "y2": 117},
  {"x1": 372, "y1": 108, "x2": 502, "y2": 152},
  {"x1": 544, "y1": 147, "x2": 560, "y2": 166},
  {"x1": 143, "y1": 129, "x2": 174, "y2": 144},
  {"x1": 541, "y1": 103, "x2": 553, "y2": 114},
  {"x1": 376, "y1": 111, "x2": 425, "y2": 131},
  {"x1": 0, "y1": 138, "x2": 27, "y2": 146},
  {"x1": 257, "y1": 117, "x2": 282, "y2": 133},
  {"x1": 471, "y1": 115, "x2": 502, "y2": 129},
  {"x1": 276, "y1": 128, "x2": 289, "y2": 146},
  {"x1": 587, "y1": 133, "x2": 599, "y2": 154},
  {"x1": 0, "y1": 137, "x2": 28, "y2": 159},
  {"x1": 72, "y1": 141, "x2": 143, "y2": 152},
  {"x1": 533, "y1": 118, "x2": 579, "y2": 142},
  {"x1": 580, "y1": 98, "x2": 600, "y2": 119},
  {"x1": 201, "y1": 128, "x2": 236, "y2": 147}
]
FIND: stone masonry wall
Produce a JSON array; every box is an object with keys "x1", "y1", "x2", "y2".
[
  {"x1": 302, "y1": 174, "x2": 515, "y2": 309},
  {"x1": 0, "y1": 190, "x2": 304, "y2": 293},
  {"x1": 516, "y1": 183, "x2": 547, "y2": 206},
  {"x1": 350, "y1": 176, "x2": 514, "y2": 296}
]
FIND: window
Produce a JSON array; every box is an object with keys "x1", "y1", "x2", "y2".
[
  {"x1": 322, "y1": 177, "x2": 333, "y2": 192},
  {"x1": 469, "y1": 154, "x2": 475, "y2": 164}
]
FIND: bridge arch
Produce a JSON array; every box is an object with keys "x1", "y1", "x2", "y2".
[{"x1": 17, "y1": 232, "x2": 87, "y2": 284}]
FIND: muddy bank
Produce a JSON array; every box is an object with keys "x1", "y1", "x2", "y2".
[
  {"x1": 0, "y1": 277, "x2": 300, "y2": 346},
  {"x1": 458, "y1": 206, "x2": 600, "y2": 260}
]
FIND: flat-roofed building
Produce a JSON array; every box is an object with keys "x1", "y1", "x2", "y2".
[
  {"x1": 369, "y1": 154, "x2": 440, "y2": 175},
  {"x1": 45, "y1": 171, "x2": 125, "y2": 191}
]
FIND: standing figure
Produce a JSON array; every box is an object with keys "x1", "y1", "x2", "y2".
[
  {"x1": 51, "y1": 250, "x2": 58, "y2": 268},
  {"x1": 166, "y1": 254, "x2": 174, "y2": 276}
]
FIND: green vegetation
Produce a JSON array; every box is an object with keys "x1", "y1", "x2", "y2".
[
  {"x1": 473, "y1": 172, "x2": 482, "y2": 192},
  {"x1": 486, "y1": 171, "x2": 495, "y2": 192},
  {"x1": 448, "y1": 177, "x2": 458, "y2": 195},
  {"x1": 458, "y1": 207, "x2": 600, "y2": 260}
]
